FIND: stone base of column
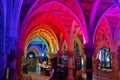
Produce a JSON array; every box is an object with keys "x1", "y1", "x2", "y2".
[
  {"x1": 86, "y1": 73, "x2": 92, "y2": 80},
  {"x1": 86, "y1": 69, "x2": 93, "y2": 80},
  {"x1": 0, "y1": 54, "x2": 7, "y2": 80},
  {"x1": 67, "y1": 76, "x2": 74, "y2": 80}
]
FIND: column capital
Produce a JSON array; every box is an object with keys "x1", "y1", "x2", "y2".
[
  {"x1": 66, "y1": 50, "x2": 74, "y2": 57},
  {"x1": 84, "y1": 47, "x2": 95, "y2": 57},
  {"x1": 57, "y1": 50, "x2": 63, "y2": 56},
  {"x1": 84, "y1": 43, "x2": 95, "y2": 57}
]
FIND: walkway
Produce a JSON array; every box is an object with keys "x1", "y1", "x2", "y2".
[
  {"x1": 23, "y1": 73, "x2": 51, "y2": 80},
  {"x1": 22, "y1": 73, "x2": 109, "y2": 80}
]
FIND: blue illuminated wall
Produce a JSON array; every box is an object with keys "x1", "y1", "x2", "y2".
[{"x1": 27, "y1": 37, "x2": 49, "y2": 57}]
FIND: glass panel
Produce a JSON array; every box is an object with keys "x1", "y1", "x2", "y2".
[
  {"x1": 98, "y1": 47, "x2": 112, "y2": 70},
  {"x1": 100, "y1": 49, "x2": 105, "y2": 68}
]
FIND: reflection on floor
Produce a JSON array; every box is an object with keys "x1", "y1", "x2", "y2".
[
  {"x1": 23, "y1": 72, "x2": 51, "y2": 80},
  {"x1": 93, "y1": 75, "x2": 110, "y2": 80},
  {"x1": 22, "y1": 72, "x2": 109, "y2": 80}
]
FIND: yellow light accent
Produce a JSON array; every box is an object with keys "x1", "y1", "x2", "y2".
[{"x1": 24, "y1": 24, "x2": 59, "y2": 55}]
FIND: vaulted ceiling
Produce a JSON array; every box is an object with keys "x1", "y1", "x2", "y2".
[
  {"x1": 79, "y1": 0, "x2": 113, "y2": 25},
  {"x1": 19, "y1": 0, "x2": 120, "y2": 50}
]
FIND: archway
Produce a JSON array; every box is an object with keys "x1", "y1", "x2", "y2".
[
  {"x1": 20, "y1": 23, "x2": 60, "y2": 78},
  {"x1": 18, "y1": 0, "x2": 88, "y2": 80},
  {"x1": 74, "y1": 37, "x2": 84, "y2": 69},
  {"x1": 22, "y1": 36, "x2": 52, "y2": 75},
  {"x1": 92, "y1": 5, "x2": 120, "y2": 79},
  {"x1": 73, "y1": 36, "x2": 86, "y2": 78},
  {"x1": 93, "y1": 17, "x2": 113, "y2": 77}
]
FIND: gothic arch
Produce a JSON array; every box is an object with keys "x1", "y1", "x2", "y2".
[{"x1": 19, "y1": 0, "x2": 88, "y2": 46}]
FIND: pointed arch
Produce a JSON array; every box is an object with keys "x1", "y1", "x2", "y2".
[
  {"x1": 20, "y1": 0, "x2": 88, "y2": 47},
  {"x1": 93, "y1": 5, "x2": 115, "y2": 43}
]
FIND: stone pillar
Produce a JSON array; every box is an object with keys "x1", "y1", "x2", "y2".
[
  {"x1": 0, "y1": 54, "x2": 7, "y2": 80},
  {"x1": 57, "y1": 50, "x2": 63, "y2": 64},
  {"x1": 66, "y1": 51, "x2": 74, "y2": 80},
  {"x1": 0, "y1": 8, "x2": 6, "y2": 80},
  {"x1": 84, "y1": 46, "x2": 95, "y2": 80},
  {"x1": 58, "y1": 50, "x2": 63, "y2": 56},
  {"x1": 112, "y1": 52, "x2": 118, "y2": 80},
  {"x1": 52, "y1": 56, "x2": 57, "y2": 75},
  {"x1": 8, "y1": 49, "x2": 17, "y2": 80},
  {"x1": 16, "y1": 48, "x2": 24, "y2": 80},
  {"x1": 9, "y1": 58, "x2": 17, "y2": 80},
  {"x1": 5, "y1": 36, "x2": 17, "y2": 80}
]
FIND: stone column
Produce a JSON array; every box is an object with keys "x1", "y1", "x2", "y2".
[
  {"x1": 58, "y1": 50, "x2": 63, "y2": 56},
  {"x1": 112, "y1": 52, "x2": 118, "y2": 80},
  {"x1": 9, "y1": 58, "x2": 17, "y2": 80},
  {"x1": 8, "y1": 49, "x2": 17, "y2": 80},
  {"x1": 84, "y1": 45, "x2": 95, "y2": 80},
  {"x1": 66, "y1": 51, "x2": 74, "y2": 80},
  {"x1": 57, "y1": 50, "x2": 63, "y2": 64},
  {"x1": 0, "y1": 9, "x2": 6, "y2": 80},
  {"x1": 0, "y1": 54, "x2": 7, "y2": 80},
  {"x1": 5, "y1": 36, "x2": 17, "y2": 80},
  {"x1": 0, "y1": 26, "x2": 6, "y2": 79},
  {"x1": 16, "y1": 48, "x2": 24, "y2": 80}
]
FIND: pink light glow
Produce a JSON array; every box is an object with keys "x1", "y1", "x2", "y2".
[
  {"x1": 93, "y1": 5, "x2": 115, "y2": 43},
  {"x1": 19, "y1": 1, "x2": 89, "y2": 48},
  {"x1": 21, "y1": 13, "x2": 69, "y2": 49}
]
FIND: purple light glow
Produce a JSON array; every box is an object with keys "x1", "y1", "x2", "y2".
[{"x1": 93, "y1": 5, "x2": 115, "y2": 43}]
